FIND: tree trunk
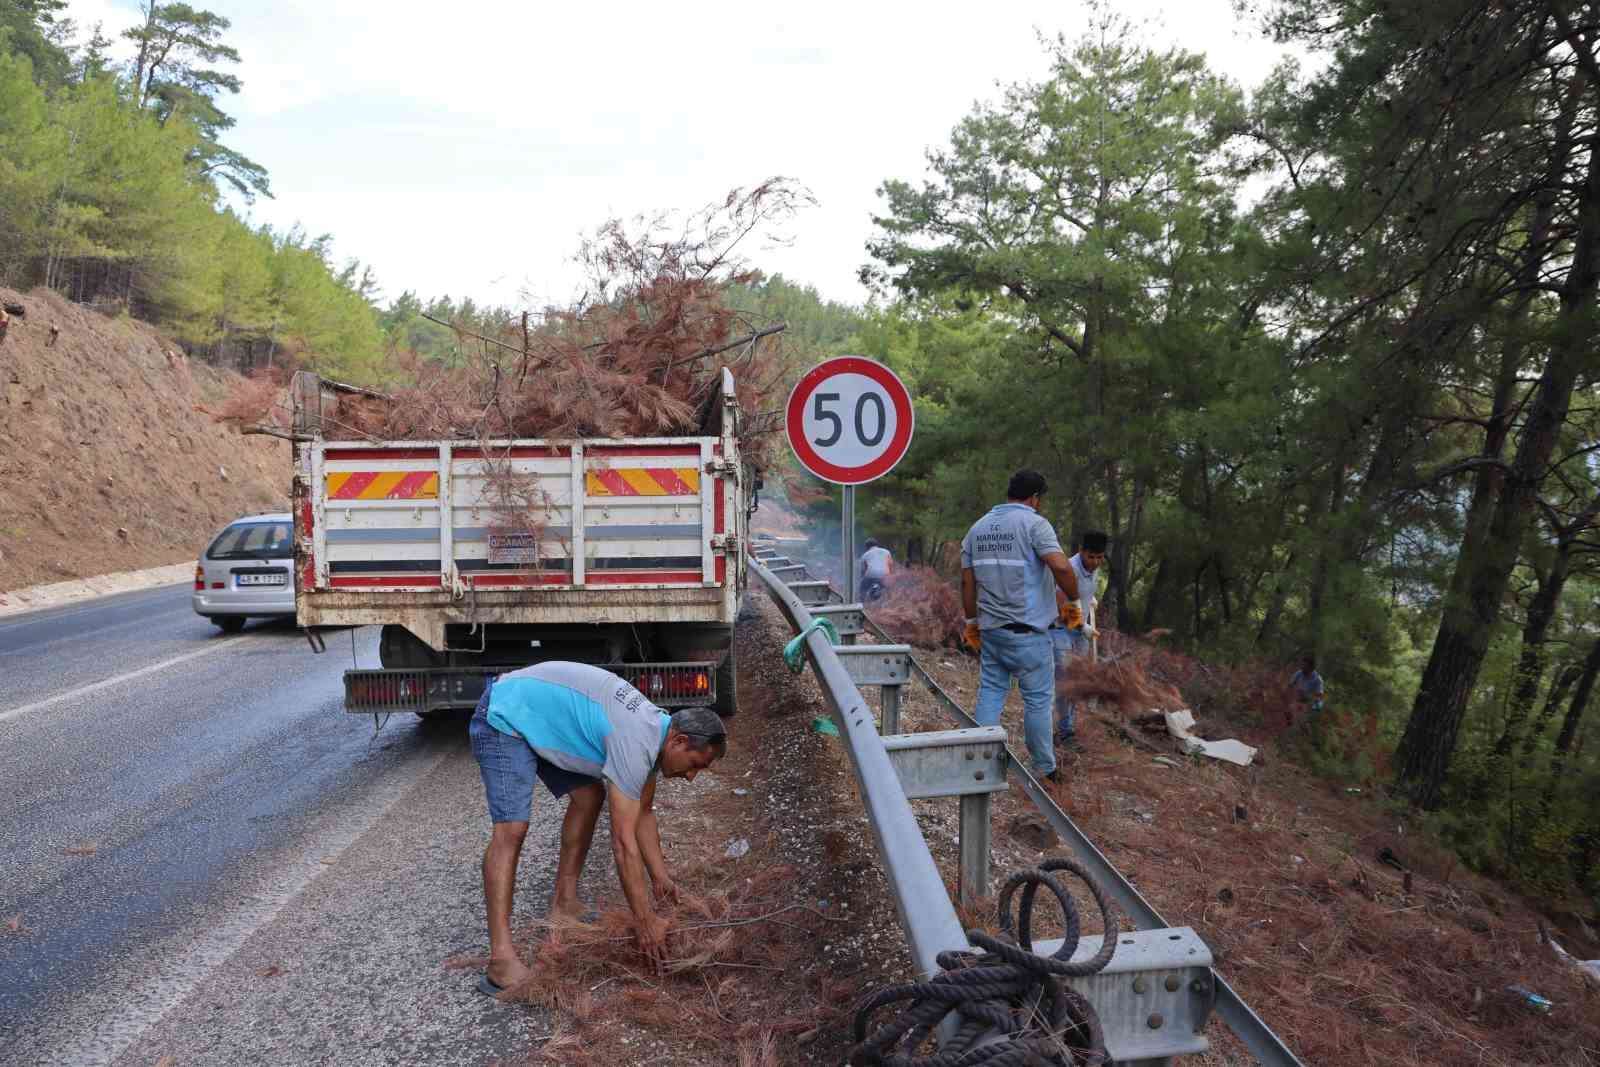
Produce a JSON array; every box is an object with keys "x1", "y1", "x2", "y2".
[
  {"x1": 1256, "y1": 550, "x2": 1298, "y2": 647},
  {"x1": 1539, "y1": 636, "x2": 1600, "y2": 819},
  {"x1": 1519, "y1": 661, "x2": 1582, "y2": 768},
  {"x1": 1141, "y1": 555, "x2": 1171, "y2": 633},
  {"x1": 1488, "y1": 546, "x2": 1572, "y2": 764},
  {"x1": 1398, "y1": 132, "x2": 1600, "y2": 809}
]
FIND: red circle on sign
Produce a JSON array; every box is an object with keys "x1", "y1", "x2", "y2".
[{"x1": 785, "y1": 356, "x2": 914, "y2": 485}]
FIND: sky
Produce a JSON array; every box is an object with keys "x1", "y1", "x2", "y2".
[{"x1": 63, "y1": 0, "x2": 1302, "y2": 311}]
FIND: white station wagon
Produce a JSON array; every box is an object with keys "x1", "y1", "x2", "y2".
[{"x1": 192, "y1": 512, "x2": 295, "y2": 632}]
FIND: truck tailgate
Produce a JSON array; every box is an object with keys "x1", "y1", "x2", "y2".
[{"x1": 306, "y1": 439, "x2": 731, "y2": 591}]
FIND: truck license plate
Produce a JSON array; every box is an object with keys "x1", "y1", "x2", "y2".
[{"x1": 237, "y1": 574, "x2": 286, "y2": 586}]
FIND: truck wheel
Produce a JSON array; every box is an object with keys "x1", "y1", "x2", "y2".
[
  {"x1": 380, "y1": 625, "x2": 440, "y2": 669},
  {"x1": 712, "y1": 643, "x2": 738, "y2": 718},
  {"x1": 215, "y1": 617, "x2": 246, "y2": 634}
]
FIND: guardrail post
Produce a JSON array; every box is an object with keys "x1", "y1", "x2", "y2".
[
  {"x1": 834, "y1": 646, "x2": 912, "y2": 731},
  {"x1": 958, "y1": 790, "x2": 991, "y2": 909},
  {"x1": 786, "y1": 580, "x2": 835, "y2": 607},
  {"x1": 812, "y1": 604, "x2": 866, "y2": 648},
  {"x1": 881, "y1": 682, "x2": 902, "y2": 734},
  {"x1": 880, "y1": 726, "x2": 1008, "y2": 910}
]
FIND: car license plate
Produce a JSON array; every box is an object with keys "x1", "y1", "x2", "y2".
[{"x1": 237, "y1": 573, "x2": 286, "y2": 586}]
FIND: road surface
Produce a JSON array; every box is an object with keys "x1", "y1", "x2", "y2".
[{"x1": 0, "y1": 584, "x2": 556, "y2": 1066}]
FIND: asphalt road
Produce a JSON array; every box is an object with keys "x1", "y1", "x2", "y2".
[{"x1": 0, "y1": 585, "x2": 557, "y2": 1066}]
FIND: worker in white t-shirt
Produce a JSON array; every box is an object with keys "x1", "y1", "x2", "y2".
[
  {"x1": 1051, "y1": 530, "x2": 1107, "y2": 752},
  {"x1": 859, "y1": 538, "x2": 893, "y2": 602}
]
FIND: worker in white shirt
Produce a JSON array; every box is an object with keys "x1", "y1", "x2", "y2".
[
  {"x1": 1050, "y1": 530, "x2": 1107, "y2": 753},
  {"x1": 859, "y1": 537, "x2": 893, "y2": 603}
]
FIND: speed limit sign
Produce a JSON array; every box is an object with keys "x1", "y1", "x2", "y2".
[{"x1": 785, "y1": 356, "x2": 914, "y2": 485}]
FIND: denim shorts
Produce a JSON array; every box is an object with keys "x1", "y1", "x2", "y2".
[{"x1": 469, "y1": 681, "x2": 601, "y2": 823}]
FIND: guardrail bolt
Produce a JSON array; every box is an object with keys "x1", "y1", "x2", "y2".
[
  {"x1": 1165, "y1": 975, "x2": 1181, "y2": 992},
  {"x1": 1132, "y1": 977, "x2": 1148, "y2": 994},
  {"x1": 1190, "y1": 979, "x2": 1209, "y2": 995},
  {"x1": 965, "y1": 751, "x2": 975, "y2": 760},
  {"x1": 974, "y1": 771, "x2": 985, "y2": 781},
  {"x1": 1147, "y1": 1012, "x2": 1164, "y2": 1029}
]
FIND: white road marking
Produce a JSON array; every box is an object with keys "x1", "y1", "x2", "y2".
[
  {"x1": 0, "y1": 637, "x2": 248, "y2": 724},
  {"x1": 40, "y1": 746, "x2": 454, "y2": 1067}
]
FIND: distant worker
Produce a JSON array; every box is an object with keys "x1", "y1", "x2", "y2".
[
  {"x1": 1288, "y1": 654, "x2": 1326, "y2": 727},
  {"x1": 859, "y1": 537, "x2": 893, "y2": 603},
  {"x1": 1051, "y1": 530, "x2": 1108, "y2": 753},
  {"x1": 470, "y1": 662, "x2": 728, "y2": 996},
  {"x1": 960, "y1": 469, "x2": 1082, "y2": 784}
]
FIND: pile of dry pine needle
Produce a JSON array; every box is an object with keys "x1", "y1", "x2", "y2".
[
  {"x1": 217, "y1": 179, "x2": 814, "y2": 474},
  {"x1": 444, "y1": 862, "x2": 857, "y2": 1065}
]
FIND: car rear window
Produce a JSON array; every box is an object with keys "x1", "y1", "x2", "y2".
[{"x1": 207, "y1": 522, "x2": 292, "y2": 560}]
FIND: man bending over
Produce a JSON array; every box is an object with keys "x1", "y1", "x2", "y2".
[{"x1": 469, "y1": 661, "x2": 728, "y2": 995}]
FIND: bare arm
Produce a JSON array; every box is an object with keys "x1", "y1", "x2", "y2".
[
  {"x1": 1042, "y1": 551, "x2": 1079, "y2": 602},
  {"x1": 961, "y1": 567, "x2": 978, "y2": 619},
  {"x1": 610, "y1": 780, "x2": 670, "y2": 966},
  {"x1": 608, "y1": 783, "x2": 657, "y2": 920},
  {"x1": 635, "y1": 774, "x2": 674, "y2": 897}
]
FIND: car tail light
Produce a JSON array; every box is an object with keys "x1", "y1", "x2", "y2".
[{"x1": 194, "y1": 564, "x2": 205, "y2": 590}]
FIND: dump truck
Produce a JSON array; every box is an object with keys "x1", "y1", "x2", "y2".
[{"x1": 288, "y1": 369, "x2": 749, "y2": 717}]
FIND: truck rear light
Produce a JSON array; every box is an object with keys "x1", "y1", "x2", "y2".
[{"x1": 195, "y1": 564, "x2": 205, "y2": 590}]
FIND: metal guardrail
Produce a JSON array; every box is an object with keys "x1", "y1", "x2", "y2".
[
  {"x1": 865, "y1": 625, "x2": 1304, "y2": 1067},
  {"x1": 752, "y1": 553, "x2": 1219, "y2": 1065},
  {"x1": 749, "y1": 546, "x2": 1304, "y2": 1067},
  {"x1": 748, "y1": 554, "x2": 972, "y2": 979}
]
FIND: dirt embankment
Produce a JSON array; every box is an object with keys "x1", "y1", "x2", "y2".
[{"x1": 0, "y1": 287, "x2": 286, "y2": 592}]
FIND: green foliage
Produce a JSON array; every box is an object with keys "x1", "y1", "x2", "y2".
[
  {"x1": 856, "y1": 3, "x2": 1600, "y2": 903},
  {"x1": 123, "y1": 1, "x2": 267, "y2": 200},
  {"x1": 0, "y1": 0, "x2": 71, "y2": 86},
  {"x1": 0, "y1": 17, "x2": 382, "y2": 381}
]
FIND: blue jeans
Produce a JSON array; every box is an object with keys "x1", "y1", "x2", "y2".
[
  {"x1": 1051, "y1": 627, "x2": 1090, "y2": 739},
  {"x1": 974, "y1": 627, "x2": 1056, "y2": 775}
]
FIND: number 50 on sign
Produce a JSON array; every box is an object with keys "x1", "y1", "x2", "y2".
[{"x1": 785, "y1": 356, "x2": 914, "y2": 485}]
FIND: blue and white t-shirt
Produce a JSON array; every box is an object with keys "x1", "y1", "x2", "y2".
[{"x1": 486, "y1": 662, "x2": 670, "y2": 800}]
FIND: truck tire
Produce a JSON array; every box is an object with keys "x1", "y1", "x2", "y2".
[
  {"x1": 712, "y1": 642, "x2": 738, "y2": 718},
  {"x1": 380, "y1": 625, "x2": 440, "y2": 669}
]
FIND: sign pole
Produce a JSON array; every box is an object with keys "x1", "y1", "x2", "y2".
[
  {"x1": 842, "y1": 484, "x2": 856, "y2": 603},
  {"x1": 784, "y1": 355, "x2": 914, "y2": 613}
]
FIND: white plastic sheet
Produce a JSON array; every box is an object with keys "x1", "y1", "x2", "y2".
[{"x1": 1163, "y1": 709, "x2": 1258, "y2": 766}]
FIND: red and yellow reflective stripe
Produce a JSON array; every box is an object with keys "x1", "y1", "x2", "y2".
[
  {"x1": 326, "y1": 470, "x2": 439, "y2": 500},
  {"x1": 585, "y1": 467, "x2": 699, "y2": 497}
]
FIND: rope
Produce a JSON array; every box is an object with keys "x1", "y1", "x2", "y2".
[
  {"x1": 782, "y1": 618, "x2": 839, "y2": 672},
  {"x1": 849, "y1": 858, "x2": 1123, "y2": 1066}
]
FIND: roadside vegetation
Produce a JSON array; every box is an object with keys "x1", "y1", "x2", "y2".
[{"x1": 1, "y1": 0, "x2": 1594, "y2": 962}]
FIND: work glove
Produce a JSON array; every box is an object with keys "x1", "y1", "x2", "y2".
[
  {"x1": 962, "y1": 620, "x2": 982, "y2": 653},
  {"x1": 1062, "y1": 602, "x2": 1085, "y2": 630},
  {"x1": 1081, "y1": 623, "x2": 1099, "y2": 640}
]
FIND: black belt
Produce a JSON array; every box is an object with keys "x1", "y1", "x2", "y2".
[{"x1": 999, "y1": 622, "x2": 1039, "y2": 634}]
